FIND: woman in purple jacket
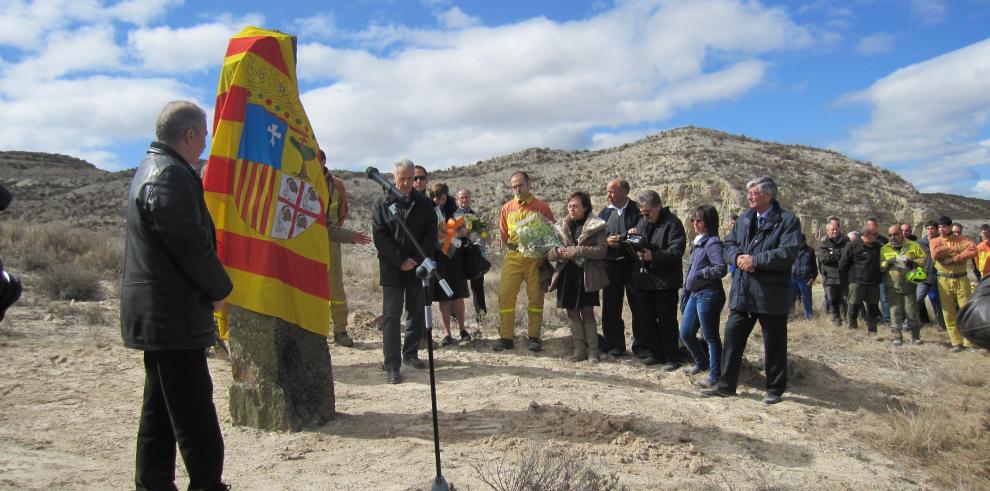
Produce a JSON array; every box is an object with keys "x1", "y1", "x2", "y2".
[{"x1": 679, "y1": 205, "x2": 728, "y2": 387}]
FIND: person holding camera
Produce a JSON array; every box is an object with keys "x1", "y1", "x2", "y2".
[
  {"x1": 627, "y1": 190, "x2": 685, "y2": 370},
  {"x1": 840, "y1": 227, "x2": 883, "y2": 333},
  {"x1": 880, "y1": 224, "x2": 926, "y2": 345},
  {"x1": 817, "y1": 218, "x2": 849, "y2": 326},
  {"x1": 548, "y1": 191, "x2": 609, "y2": 362},
  {"x1": 598, "y1": 179, "x2": 641, "y2": 357}
]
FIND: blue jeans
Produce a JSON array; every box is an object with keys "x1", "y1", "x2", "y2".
[
  {"x1": 790, "y1": 278, "x2": 814, "y2": 319},
  {"x1": 679, "y1": 288, "x2": 725, "y2": 382}
]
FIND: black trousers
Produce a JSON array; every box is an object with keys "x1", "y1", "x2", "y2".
[
  {"x1": 383, "y1": 283, "x2": 426, "y2": 370},
  {"x1": 716, "y1": 311, "x2": 788, "y2": 397},
  {"x1": 600, "y1": 261, "x2": 639, "y2": 352},
  {"x1": 470, "y1": 276, "x2": 487, "y2": 317},
  {"x1": 823, "y1": 283, "x2": 848, "y2": 321},
  {"x1": 136, "y1": 350, "x2": 224, "y2": 491},
  {"x1": 632, "y1": 289, "x2": 680, "y2": 363}
]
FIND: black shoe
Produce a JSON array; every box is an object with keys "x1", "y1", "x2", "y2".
[
  {"x1": 441, "y1": 335, "x2": 455, "y2": 346},
  {"x1": 660, "y1": 362, "x2": 680, "y2": 372},
  {"x1": 387, "y1": 368, "x2": 402, "y2": 384},
  {"x1": 641, "y1": 356, "x2": 662, "y2": 366},
  {"x1": 403, "y1": 357, "x2": 426, "y2": 369},
  {"x1": 608, "y1": 347, "x2": 627, "y2": 357},
  {"x1": 763, "y1": 393, "x2": 783, "y2": 405},
  {"x1": 683, "y1": 365, "x2": 706, "y2": 376},
  {"x1": 459, "y1": 330, "x2": 472, "y2": 341},
  {"x1": 527, "y1": 337, "x2": 542, "y2": 352},
  {"x1": 700, "y1": 387, "x2": 733, "y2": 398},
  {"x1": 333, "y1": 331, "x2": 354, "y2": 347},
  {"x1": 492, "y1": 338, "x2": 514, "y2": 351}
]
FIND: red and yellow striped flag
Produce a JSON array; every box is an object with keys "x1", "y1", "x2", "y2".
[{"x1": 203, "y1": 26, "x2": 330, "y2": 336}]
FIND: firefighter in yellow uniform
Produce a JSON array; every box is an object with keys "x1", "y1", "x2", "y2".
[
  {"x1": 320, "y1": 150, "x2": 371, "y2": 346},
  {"x1": 975, "y1": 224, "x2": 990, "y2": 279},
  {"x1": 879, "y1": 224, "x2": 926, "y2": 346},
  {"x1": 929, "y1": 216, "x2": 977, "y2": 351},
  {"x1": 495, "y1": 171, "x2": 554, "y2": 352}
]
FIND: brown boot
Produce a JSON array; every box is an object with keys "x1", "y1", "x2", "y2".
[
  {"x1": 568, "y1": 320, "x2": 587, "y2": 362},
  {"x1": 583, "y1": 320, "x2": 600, "y2": 363}
]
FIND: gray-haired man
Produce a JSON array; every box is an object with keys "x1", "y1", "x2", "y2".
[{"x1": 701, "y1": 177, "x2": 801, "y2": 405}]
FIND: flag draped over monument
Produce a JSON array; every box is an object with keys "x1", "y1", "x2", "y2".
[{"x1": 203, "y1": 26, "x2": 331, "y2": 336}]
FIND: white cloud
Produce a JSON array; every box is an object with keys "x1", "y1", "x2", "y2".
[
  {"x1": 909, "y1": 0, "x2": 946, "y2": 25},
  {"x1": 590, "y1": 129, "x2": 656, "y2": 150},
  {"x1": 2, "y1": 26, "x2": 125, "y2": 87},
  {"x1": 293, "y1": 12, "x2": 337, "y2": 41},
  {"x1": 972, "y1": 179, "x2": 990, "y2": 198},
  {"x1": 301, "y1": 0, "x2": 811, "y2": 169},
  {"x1": 0, "y1": 75, "x2": 202, "y2": 170},
  {"x1": 127, "y1": 14, "x2": 264, "y2": 73},
  {"x1": 855, "y1": 32, "x2": 895, "y2": 56},
  {"x1": 845, "y1": 38, "x2": 990, "y2": 190},
  {"x1": 0, "y1": 0, "x2": 180, "y2": 49},
  {"x1": 438, "y1": 7, "x2": 479, "y2": 30}
]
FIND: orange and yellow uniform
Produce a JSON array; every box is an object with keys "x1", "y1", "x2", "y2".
[
  {"x1": 930, "y1": 234, "x2": 977, "y2": 348},
  {"x1": 497, "y1": 194, "x2": 554, "y2": 340},
  {"x1": 976, "y1": 241, "x2": 990, "y2": 278}
]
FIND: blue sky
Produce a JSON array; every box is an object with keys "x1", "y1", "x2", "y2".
[{"x1": 1, "y1": 0, "x2": 989, "y2": 196}]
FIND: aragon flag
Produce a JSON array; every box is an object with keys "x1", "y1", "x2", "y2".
[{"x1": 203, "y1": 26, "x2": 331, "y2": 336}]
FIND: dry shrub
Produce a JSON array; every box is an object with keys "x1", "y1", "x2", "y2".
[
  {"x1": 38, "y1": 266, "x2": 103, "y2": 301},
  {"x1": 47, "y1": 301, "x2": 110, "y2": 326},
  {"x1": 0, "y1": 220, "x2": 123, "y2": 280},
  {"x1": 473, "y1": 441, "x2": 624, "y2": 491}
]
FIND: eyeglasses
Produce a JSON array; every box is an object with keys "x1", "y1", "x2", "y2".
[
  {"x1": 747, "y1": 191, "x2": 763, "y2": 198},
  {"x1": 413, "y1": 176, "x2": 427, "y2": 182}
]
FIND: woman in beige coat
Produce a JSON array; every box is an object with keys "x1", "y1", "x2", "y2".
[{"x1": 548, "y1": 191, "x2": 609, "y2": 362}]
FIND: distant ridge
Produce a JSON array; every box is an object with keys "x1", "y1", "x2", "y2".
[{"x1": 1, "y1": 128, "x2": 986, "y2": 235}]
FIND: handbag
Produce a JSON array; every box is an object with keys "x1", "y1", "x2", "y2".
[{"x1": 464, "y1": 245, "x2": 491, "y2": 280}]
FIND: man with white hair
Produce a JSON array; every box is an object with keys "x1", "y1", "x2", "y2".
[
  {"x1": 121, "y1": 100, "x2": 232, "y2": 489},
  {"x1": 701, "y1": 177, "x2": 801, "y2": 405},
  {"x1": 371, "y1": 159, "x2": 438, "y2": 383}
]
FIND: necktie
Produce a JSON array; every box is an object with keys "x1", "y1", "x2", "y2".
[{"x1": 757, "y1": 216, "x2": 765, "y2": 229}]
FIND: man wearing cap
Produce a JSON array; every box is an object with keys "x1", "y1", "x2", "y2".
[
  {"x1": 930, "y1": 215, "x2": 978, "y2": 351},
  {"x1": 880, "y1": 224, "x2": 926, "y2": 345}
]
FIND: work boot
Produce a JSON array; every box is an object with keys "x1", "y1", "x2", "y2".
[
  {"x1": 568, "y1": 320, "x2": 587, "y2": 362},
  {"x1": 334, "y1": 330, "x2": 354, "y2": 347},
  {"x1": 583, "y1": 320, "x2": 600, "y2": 364},
  {"x1": 847, "y1": 304, "x2": 859, "y2": 330}
]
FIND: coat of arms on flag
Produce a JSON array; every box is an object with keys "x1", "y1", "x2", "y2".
[{"x1": 203, "y1": 26, "x2": 331, "y2": 336}]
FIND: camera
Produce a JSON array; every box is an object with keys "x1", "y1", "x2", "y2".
[{"x1": 620, "y1": 233, "x2": 646, "y2": 252}]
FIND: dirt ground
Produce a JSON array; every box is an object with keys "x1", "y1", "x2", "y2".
[{"x1": 1, "y1": 264, "x2": 987, "y2": 490}]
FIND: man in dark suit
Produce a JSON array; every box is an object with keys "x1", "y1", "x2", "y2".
[
  {"x1": 121, "y1": 101, "x2": 233, "y2": 490},
  {"x1": 701, "y1": 176, "x2": 801, "y2": 405},
  {"x1": 372, "y1": 159, "x2": 438, "y2": 384},
  {"x1": 597, "y1": 179, "x2": 641, "y2": 356}
]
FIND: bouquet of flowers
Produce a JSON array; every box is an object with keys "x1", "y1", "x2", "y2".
[{"x1": 515, "y1": 214, "x2": 561, "y2": 258}]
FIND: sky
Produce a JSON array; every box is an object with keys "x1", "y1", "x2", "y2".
[{"x1": 1, "y1": 0, "x2": 989, "y2": 196}]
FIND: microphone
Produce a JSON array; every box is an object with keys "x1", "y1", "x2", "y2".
[{"x1": 366, "y1": 167, "x2": 410, "y2": 205}]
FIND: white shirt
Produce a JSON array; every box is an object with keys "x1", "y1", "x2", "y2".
[{"x1": 607, "y1": 199, "x2": 631, "y2": 216}]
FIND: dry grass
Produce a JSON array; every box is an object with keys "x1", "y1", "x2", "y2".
[
  {"x1": 0, "y1": 219, "x2": 123, "y2": 280},
  {"x1": 472, "y1": 440, "x2": 625, "y2": 491}
]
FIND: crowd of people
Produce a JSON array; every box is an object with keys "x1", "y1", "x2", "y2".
[{"x1": 359, "y1": 163, "x2": 989, "y2": 395}]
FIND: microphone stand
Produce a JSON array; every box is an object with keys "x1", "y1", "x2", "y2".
[{"x1": 383, "y1": 193, "x2": 453, "y2": 491}]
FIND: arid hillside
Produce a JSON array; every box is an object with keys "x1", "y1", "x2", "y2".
[{"x1": 1, "y1": 127, "x2": 986, "y2": 236}]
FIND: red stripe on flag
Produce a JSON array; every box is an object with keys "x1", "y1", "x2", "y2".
[
  {"x1": 243, "y1": 163, "x2": 259, "y2": 221},
  {"x1": 234, "y1": 161, "x2": 249, "y2": 208},
  {"x1": 225, "y1": 36, "x2": 289, "y2": 76},
  {"x1": 258, "y1": 171, "x2": 277, "y2": 233},
  {"x1": 251, "y1": 165, "x2": 271, "y2": 231},
  {"x1": 217, "y1": 231, "x2": 328, "y2": 299},
  {"x1": 203, "y1": 156, "x2": 236, "y2": 194},
  {"x1": 215, "y1": 85, "x2": 250, "y2": 124}
]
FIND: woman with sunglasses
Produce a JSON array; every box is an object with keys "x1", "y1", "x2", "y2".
[{"x1": 679, "y1": 205, "x2": 727, "y2": 387}]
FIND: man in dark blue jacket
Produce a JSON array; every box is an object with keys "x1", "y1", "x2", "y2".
[
  {"x1": 598, "y1": 179, "x2": 642, "y2": 356},
  {"x1": 790, "y1": 234, "x2": 818, "y2": 320},
  {"x1": 121, "y1": 101, "x2": 233, "y2": 490},
  {"x1": 701, "y1": 177, "x2": 801, "y2": 405}
]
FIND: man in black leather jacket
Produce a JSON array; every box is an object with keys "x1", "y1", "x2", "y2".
[
  {"x1": 701, "y1": 177, "x2": 800, "y2": 405},
  {"x1": 372, "y1": 159, "x2": 438, "y2": 384},
  {"x1": 121, "y1": 101, "x2": 233, "y2": 490}
]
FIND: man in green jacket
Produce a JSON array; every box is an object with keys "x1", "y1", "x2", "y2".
[{"x1": 880, "y1": 224, "x2": 927, "y2": 345}]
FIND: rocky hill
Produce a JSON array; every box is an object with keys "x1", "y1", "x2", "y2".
[{"x1": 1, "y1": 127, "x2": 986, "y2": 237}]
